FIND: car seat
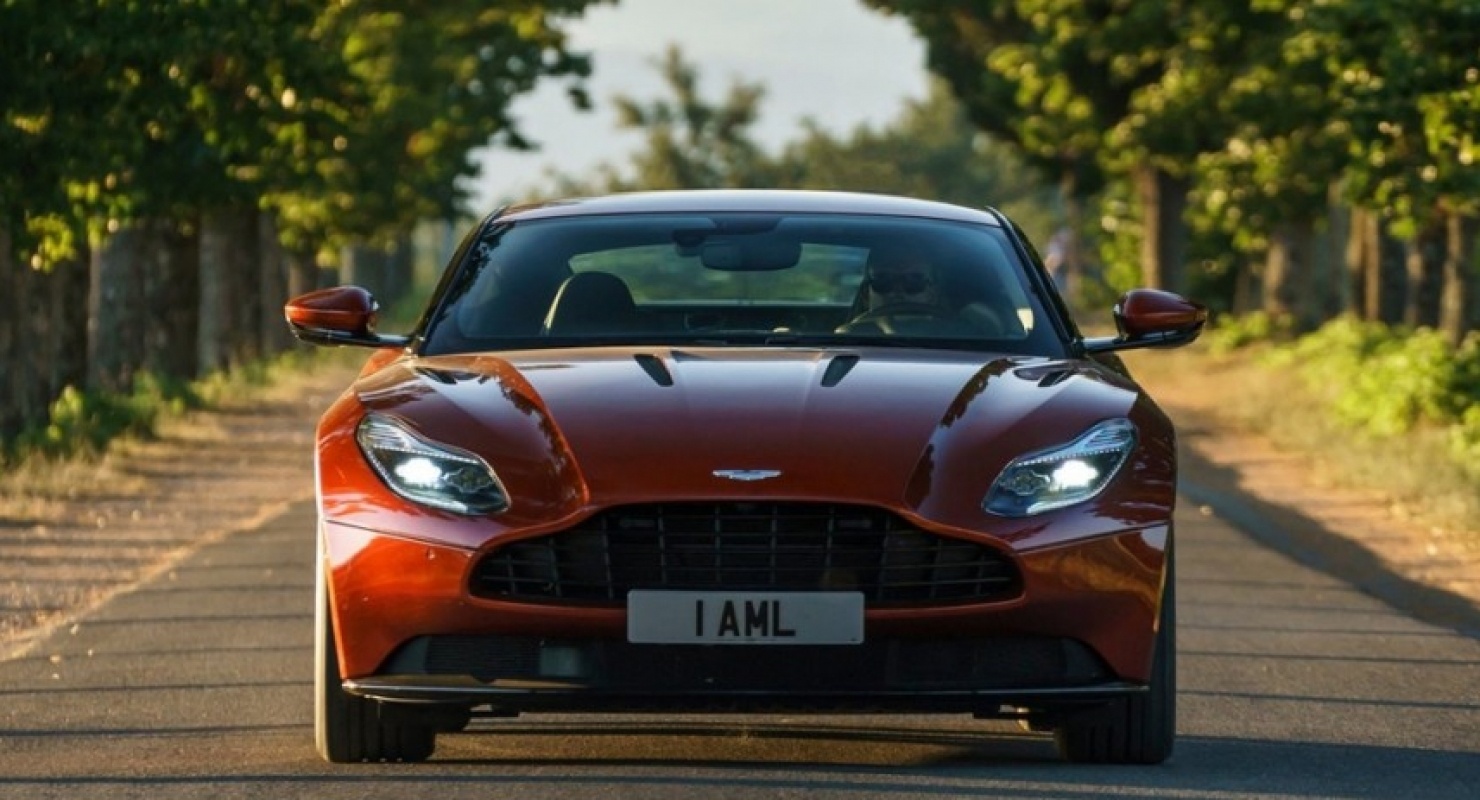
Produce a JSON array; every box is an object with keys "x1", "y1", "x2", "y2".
[{"x1": 541, "y1": 271, "x2": 641, "y2": 336}]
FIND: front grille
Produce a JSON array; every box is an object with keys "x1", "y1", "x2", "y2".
[{"x1": 469, "y1": 502, "x2": 1021, "y2": 605}]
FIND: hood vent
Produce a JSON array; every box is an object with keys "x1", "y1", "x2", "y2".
[
  {"x1": 1014, "y1": 363, "x2": 1075, "y2": 388},
  {"x1": 820, "y1": 354, "x2": 860, "y2": 388},
  {"x1": 633, "y1": 353, "x2": 674, "y2": 387}
]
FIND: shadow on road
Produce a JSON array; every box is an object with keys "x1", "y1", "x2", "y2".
[{"x1": 1178, "y1": 445, "x2": 1480, "y2": 640}]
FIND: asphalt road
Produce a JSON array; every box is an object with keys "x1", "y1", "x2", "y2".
[{"x1": 1, "y1": 491, "x2": 1477, "y2": 799}]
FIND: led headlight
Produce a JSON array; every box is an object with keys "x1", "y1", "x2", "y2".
[
  {"x1": 355, "y1": 414, "x2": 509, "y2": 515},
  {"x1": 984, "y1": 418, "x2": 1137, "y2": 517}
]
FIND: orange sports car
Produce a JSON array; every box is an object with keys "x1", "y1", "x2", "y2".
[{"x1": 286, "y1": 190, "x2": 1205, "y2": 764}]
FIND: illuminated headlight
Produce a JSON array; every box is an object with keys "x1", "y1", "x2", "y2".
[
  {"x1": 355, "y1": 414, "x2": 509, "y2": 515},
  {"x1": 984, "y1": 419, "x2": 1137, "y2": 517}
]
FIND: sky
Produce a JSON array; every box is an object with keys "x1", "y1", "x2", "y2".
[{"x1": 468, "y1": 0, "x2": 930, "y2": 209}]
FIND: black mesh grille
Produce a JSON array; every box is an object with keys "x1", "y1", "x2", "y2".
[
  {"x1": 469, "y1": 502, "x2": 1021, "y2": 606},
  {"x1": 393, "y1": 635, "x2": 1108, "y2": 691}
]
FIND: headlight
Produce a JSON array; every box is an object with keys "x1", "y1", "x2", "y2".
[
  {"x1": 355, "y1": 414, "x2": 509, "y2": 515},
  {"x1": 984, "y1": 419, "x2": 1136, "y2": 517}
]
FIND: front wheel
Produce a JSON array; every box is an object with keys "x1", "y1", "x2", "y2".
[
  {"x1": 1054, "y1": 545, "x2": 1176, "y2": 764},
  {"x1": 315, "y1": 560, "x2": 435, "y2": 763}
]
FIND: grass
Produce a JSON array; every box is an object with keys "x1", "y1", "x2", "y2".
[{"x1": 0, "y1": 344, "x2": 365, "y2": 521}]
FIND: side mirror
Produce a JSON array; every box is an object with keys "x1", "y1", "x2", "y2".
[
  {"x1": 284, "y1": 286, "x2": 410, "y2": 349},
  {"x1": 1083, "y1": 289, "x2": 1207, "y2": 354}
]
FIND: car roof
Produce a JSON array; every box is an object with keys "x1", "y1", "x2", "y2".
[{"x1": 492, "y1": 190, "x2": 1006, "y2": 226}]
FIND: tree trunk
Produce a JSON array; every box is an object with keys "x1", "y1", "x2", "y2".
[
  {"x1": 258, "y1": 213, "x2": 292, "y2": 356},
  {"x1": 19, "y1": 253, "x2": 54, "y2": 433},
  {"x1": 1263, "y1": 222, "x2": 1318, "y2": 331},
  {"x1": 0, "y1": 234, "x2": 89, "y2": 442},
  {"x1": 1403, "y1": 222, "x2": 1444, "y2": 328},
  {"x1": 198, "y1": 206, "x2": 261, "y2": 374},
  {"x1": 89, "y1": 225, "x2": 151, "y2": 393},
  {"x1": 1135, "y1": 164, "x2": 1189, "y2": 294},
  {"x1": 0, "y1": 227, "x2": 24, "y2": 439},
  {"x1": 1230, "y1": 259, "x2": 1259, "y2": 315},
  {"x1": 1363, "y1": 214, "x2": 1406, "y2": 324},
  {"x1": 231, "y1": 206, "x2": 263, "y2": 366},
  {"x1": 147, "y1": 218, "x2": 200, "y2": 381},
  {"x1": 1439, "y1": 212, "x2": 1475, "y2": 344},
  {"x1": 46, "y1": 249, "x2": 90, "y2": 407},
  {"x1": 1346, "y1": 206, "x2": 1370, "y2": 318},
  {"x1": 199, "y1": 211, "x2": 234, "y2": 375},
  {"x1": 1323, "y1": 186, "x2": 1352, "y2": 320},
  {"x1": 1360, "y1": 209, "x2": 1381, "y2": 321},
  {"x1": 341, "y1": 243, "x2": 387, "y2": 298},
  {"x1": 287, "y1": 248, "x2": 319, "y2": 299},
  {"x1": 1379, "y1": 228, "x2": 1407, "y2": 324},
  {"x1": 382, "y1": 233, "x2": 416, "y2": 311}
]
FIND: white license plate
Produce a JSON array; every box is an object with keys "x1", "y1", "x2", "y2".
[{"x1": 627, "y1": 590, "x2": 864, "y2": 645}]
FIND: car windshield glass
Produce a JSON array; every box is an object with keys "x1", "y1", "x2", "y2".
[{"x1": 421, "y1": 212, "x2": 1058, "y2": 355}]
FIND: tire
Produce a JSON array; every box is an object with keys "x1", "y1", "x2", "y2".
[
  {"x1": 1054, "y1": 544, "x2": 1176, "y2": 764},
  {"x1": 315, "y1": 557, "x2": 436, "y2": 763}
]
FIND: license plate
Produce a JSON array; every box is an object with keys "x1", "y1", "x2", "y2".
[{"x1": 627, "y1": 590, "x2": 864, "y2": 645}]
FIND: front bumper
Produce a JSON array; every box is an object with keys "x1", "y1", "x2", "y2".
[{"x1": 322, "y1": 520, "x2": 1169, "y2": 692}]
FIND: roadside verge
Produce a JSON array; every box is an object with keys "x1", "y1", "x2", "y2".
[{"x1": 0, "y1": 359, "x2": 358, "y2": 661}]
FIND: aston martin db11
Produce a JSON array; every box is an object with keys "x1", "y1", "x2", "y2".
[{"x1": 285, "y1": 190, "x2": 1206, "y2": 764}]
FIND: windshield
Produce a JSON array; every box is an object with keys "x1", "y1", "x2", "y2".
[{"x1": 420, "y1": 212, "x2": 1062, "y2": 356}]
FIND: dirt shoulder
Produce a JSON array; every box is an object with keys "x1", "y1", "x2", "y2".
[
  {"x1": 0, "y1": 358, "x2": 360, "y2": 661},
  {"x1": 1127, "y1": 350, "x2": 1480, "y2": 636},
  {"x1": 2, "y1": 349, "x2": 1476, "y2": 662}
]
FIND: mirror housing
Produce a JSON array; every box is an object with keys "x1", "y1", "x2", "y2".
[
  {"x1": 284, "y1": 286, "x2": 410, "y2": 349},
  {"x1": 1082, "y1": 289, "x2": 1207, "y2": 354}
]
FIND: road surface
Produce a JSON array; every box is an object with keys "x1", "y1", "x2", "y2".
[{"x1": 1, "y1": 481, "x2": 1476, "y2": 799}]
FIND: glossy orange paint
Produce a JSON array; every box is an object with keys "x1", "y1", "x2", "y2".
[
  {"x1": 285, "y1": 286, "x2": 379, "y2": 335},
  {"x1": 314, "y1": 345, "x2": 1174, "y2": 682}
]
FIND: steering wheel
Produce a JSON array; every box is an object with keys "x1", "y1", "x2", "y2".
[{"x1": 838, "y1": 302, "x2": 951, "y2": 335}]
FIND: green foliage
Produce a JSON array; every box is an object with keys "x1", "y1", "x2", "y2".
[
  {"x1": 6, "y1": 374, "x2": 201, "y2": 462},
  {"x1": 865, "y1": 0, "x2": 1480, "y2": 332},
  {"x1": 1453, "y1": 405, "x2": 1480, "y2": 478},
  {"x1": 0, "y1": 345, "x2": 370, "y2": 470},
  {"x1": 3, "y1": 0, "x2": 607, "y2": 267},
  {"x1": 1303, "y1": 0, "x2": 1480, "y2": 226},
  {"x1": 1265, "y1": 318, "x2": 1480, "y2": 438},
  {"x1": 1204, "y1": 311, "x2": 1296, "y2": 354}
]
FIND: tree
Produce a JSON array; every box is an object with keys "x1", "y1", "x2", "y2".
[
  {"x1": 1301, "y1": 0, "x2": 1480, "y2": 341},
  {"x1": 861, "y1": 1, "x2": 1107, "y2": 297},
  {"x1": 865, "y1": 1, "x2": 1288, "y2": 299},
  {"x1": 1186, "y1": 7, "x2": 1350, "y2": 327},
  {"x1": 0, "y1": 0, "x2": 607, "y2": 444}
]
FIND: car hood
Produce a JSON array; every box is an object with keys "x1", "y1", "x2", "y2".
[{"x1": 352, "y1": 346, "x2": 1149, "y2": 527}]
